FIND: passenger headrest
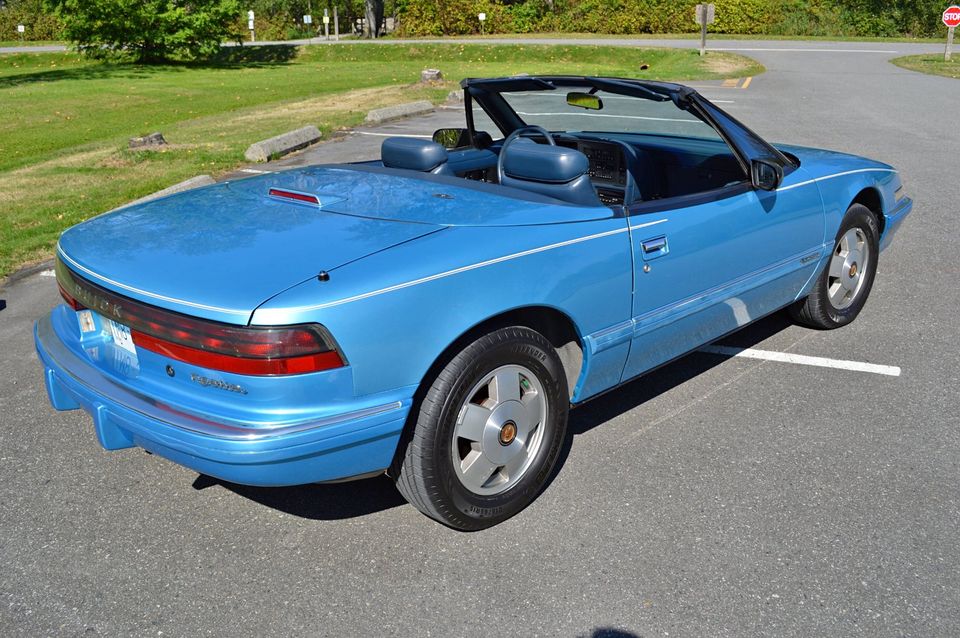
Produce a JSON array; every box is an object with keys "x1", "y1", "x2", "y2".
[
  {"x1": 502, "y1": 143, "x2": 589, "y2": 183},
  {"x1": 381, "y1": 137, "x2": 449, "y2": 172}
]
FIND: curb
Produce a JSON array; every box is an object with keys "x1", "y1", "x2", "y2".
[
  {"x1": 244, "y1": 126, "x2": 323, "y2": 163},
  {"x1": 0, "y1": 258, "x2": 55, "y2": 291},
  {"x1": 364, "y1": 100, "x2": 434, "y2": 124},
  {"x1": 118, "y1": 175, "x2": 216, "y2": 210}
]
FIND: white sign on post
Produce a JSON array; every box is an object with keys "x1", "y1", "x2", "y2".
[
  {"x1": 695, "y1": 4, "x2": 715, "y2": 56},
  {"x1": 247, "y1": 10, "x2": 255, "y2": 42},
  {"x1": 17, "y1": 24, "x2": 25, "y2": 33},
  {"x1": 304, "y1": 14, "x2": 312, "y2": 24},
  {"x1": 695, "y1": 3, "x2": 716, "y2": 25}
]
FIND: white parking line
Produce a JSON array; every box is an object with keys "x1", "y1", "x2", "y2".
[
  {"x1": 699, "y1": 345, "x2": 901, "y2": 377},
  {"x1": 237, "y1": 168, "x2": 272, "y2": 174}
]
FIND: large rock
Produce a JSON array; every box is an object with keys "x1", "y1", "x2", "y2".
[
  {"x1": 244, "y1": 126, "x2": 323, "y2": 163},
  {"x1": 129, "y1": 132, "x2": 167, "y2": 149},
  {"x1": 420, "y1": 68, "x2": 443, "y2": 83},
  {"x1": 364, "y1": 101, "x2": 434, "y2": 124}
]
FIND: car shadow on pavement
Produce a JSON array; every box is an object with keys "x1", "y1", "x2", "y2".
[
  {"x1": 204, "y1": 312, "x2": 795, "y2": 522},
  {"x1": 196, "y1": 473, "x2": 408, "y2": 520},
  {"x1": 586, "y1": 629, "x2": 641, "y2": 638}
]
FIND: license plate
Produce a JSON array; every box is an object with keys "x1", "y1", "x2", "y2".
[{"x1": 106, "y1": 318, "x2": 136, "y2": 355}]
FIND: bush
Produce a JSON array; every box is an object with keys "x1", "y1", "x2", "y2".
[
  {"x1": 0, "y1": 0, "x2": 64, "y2": 40},
  {"x1": 393, "y1": 0, "x2": 952, "y2": 37},
  {"x1": 46, "y1": 0, "x2": 242, "y2": 62}
]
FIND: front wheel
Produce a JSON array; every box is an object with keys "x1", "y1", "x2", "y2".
[
  {"x1": 790, "y1": 203, "x2": 880, "y2": 329},
  {"x1": 393, "y1": 326, "x2": 569, "y2": 530}
]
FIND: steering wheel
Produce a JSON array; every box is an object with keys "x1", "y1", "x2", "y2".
[{"x1": 496, "y1": 125, "x2": 557, "y2": 183}]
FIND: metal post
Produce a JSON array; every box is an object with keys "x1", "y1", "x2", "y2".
[
  {"x1": 699, "y1": 6, "x2": 707, "y2": 57},
  {"x1": 947, "y1": 26, "x2": 955, "y2": 62},
  {"x1": 334, "y1": 6, "x2": 340, "y2": 41},
  {"x1": 324, "y1": 8, "x2": 329, "y2": 40}
]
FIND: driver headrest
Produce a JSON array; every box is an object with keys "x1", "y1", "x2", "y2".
[
  {"x1": 502, "y1": 143, "x2": 589, "y2": 183},
  {"x1": 381, "y1": 137, "x2": 448, "y2": 172}
]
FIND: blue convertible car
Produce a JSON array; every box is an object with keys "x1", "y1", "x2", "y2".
[{"x1": 36, "y1": 75, "x2": 912, "y2": 529}]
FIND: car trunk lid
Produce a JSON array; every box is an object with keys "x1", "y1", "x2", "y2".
[{"x1": 57, "y1": 179, "x2": 442, "y2": 324}]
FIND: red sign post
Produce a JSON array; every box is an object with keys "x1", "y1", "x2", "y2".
[{"x1": 944, "y1": 5, "x2": 960, "y2": 61}]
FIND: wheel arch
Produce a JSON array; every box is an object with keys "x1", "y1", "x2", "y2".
[
  {"x1": 427, "y1": 305, "x2": 585, "y2": 400},
  {"x1": 851, "y1": 186, "x2": 885, "y2": 236}
]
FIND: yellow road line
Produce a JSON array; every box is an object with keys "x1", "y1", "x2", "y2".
[
  {"x1": 741, "y1": 76, "x2": 753, "y2": 89},
  {"x1": 722, "y1": 78, "x2": 739, "y2": 88}
]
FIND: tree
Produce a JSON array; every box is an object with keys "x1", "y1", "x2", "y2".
[
  {"x1": 364, "y1": 0, "x2": 383, "y2": 37},
  {"x1": 46, "y1": 0, "x2": 241, "y2": 63}
]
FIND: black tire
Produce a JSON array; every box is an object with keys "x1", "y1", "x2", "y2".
[
  {"x1": 789, "y1": 203, "x2": 880, "y2": 329},
  {"x1": 393, "y1": 326, "x2": 569, "y2": 531}
]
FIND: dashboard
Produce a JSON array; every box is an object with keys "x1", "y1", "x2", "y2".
[{"x1": 557, "y1": 137, "x2": 628, "y2": 205}]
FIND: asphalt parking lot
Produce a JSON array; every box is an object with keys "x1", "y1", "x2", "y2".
[{"x1": 2, "y1": 39, "x2": 958, "y2": 636}]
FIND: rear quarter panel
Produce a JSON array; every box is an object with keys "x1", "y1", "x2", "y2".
[{"x1": 252, "y1": 219, "x2": 633, "y2": 402}]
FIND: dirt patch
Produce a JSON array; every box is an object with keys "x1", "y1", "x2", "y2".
[
  {"x1": 703, "y1": 53, "x2": 746, "y2": 75},
  {"x1": 229, "y1": 84, "x2": 444, "y2": 125},
  {"x1": 0, "y1": 148, "x2": 112, "y2": 203}
]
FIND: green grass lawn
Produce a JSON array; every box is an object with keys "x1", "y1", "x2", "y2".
[
  {"x1": 0, "y1": 43, "x2": 762, "y2": 280},
  {"x1": 890, "y1": 53, "x2": 960, "y2": 79}
]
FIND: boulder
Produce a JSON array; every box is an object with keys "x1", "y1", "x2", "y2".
[
  {"x1": 420, "y1": 68, "x2": 443, "y2": 83},
  {"x1": 129, "y1": 132, "x2": 167, "y2": 149}
]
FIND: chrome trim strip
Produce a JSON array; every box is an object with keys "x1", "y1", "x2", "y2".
[
  {"x1": 56, "y1": 246, "x2": 251, "y2": 318},
  {"x1": 778, "y1": 168, "x2": 897, "y2": 193},
  {"x1": 586, "y1": 319, "x2": 635, "y2": 354},
  {"x1": 292, "y1": 225, "x2": 644, "y2": 312},
  {"x1": 36, "y1": 315, "x2": 404, "y2": 441}
]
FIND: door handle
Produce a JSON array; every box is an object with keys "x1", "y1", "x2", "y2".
[
  {"x1": 640, "y1": 235, "x2": 669, "y2": 260},
  {"x1": 642, "y1": 237, "x2": 667, "y2": 253}
]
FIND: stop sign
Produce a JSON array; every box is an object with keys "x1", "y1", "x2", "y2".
[{"x1": 945, "y1": 5, "x2": 960, "y2": 28}]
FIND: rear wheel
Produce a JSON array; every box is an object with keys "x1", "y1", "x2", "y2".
[
  {"x1": 790, "y1": 203, "x2": 880, "y2": 329},
  {"x1": 393, "y1": 326, "x2": 569, "y2": 530}
]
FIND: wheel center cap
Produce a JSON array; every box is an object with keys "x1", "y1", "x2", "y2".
[
  {"x1": 849, "y1": 262, "x2": 858, "y2": 278},
  {"x1": 499, "y1": 421, "x2": 517, "y2": 446}
]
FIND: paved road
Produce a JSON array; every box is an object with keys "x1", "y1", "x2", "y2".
[{"x1": 2, "y1": 41, "x2": 959, "y2": 637}]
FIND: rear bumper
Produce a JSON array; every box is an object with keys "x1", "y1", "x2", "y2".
[
  {"x1": 880, "y1": 196, "x2": 912, "y2": 251},
  {"x1": 34, "y1": 314, "x2": 410, "y2": 486}
]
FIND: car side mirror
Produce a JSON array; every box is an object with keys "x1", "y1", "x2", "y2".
[
  {"x1": 751, "y1": 158, "x2": 784, "y2": 191},
  {"x1": 432, "y1": 128, "x2": 471, "y2": 150}
]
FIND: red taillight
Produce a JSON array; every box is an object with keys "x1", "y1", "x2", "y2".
[
  {"x1": 58, "y1": 282, "x2": 82, "y2": 310},
  {"x1": 55, "y1": 257, "x2": 346, "y2": 376},
  {"x1": 132, "y1": 331, "x2": 344, "y2": 376},
  {"x1": 268, "y1": 188, "x2": 320, "y2": 206}
]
